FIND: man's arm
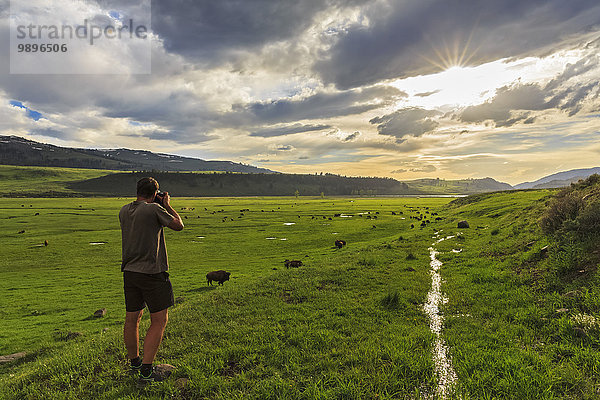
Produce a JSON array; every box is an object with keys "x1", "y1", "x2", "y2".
[{"x1": 162, "y1": 192, "x2": 184, "y2": 231}]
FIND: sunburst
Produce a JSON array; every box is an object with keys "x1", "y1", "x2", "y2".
[{"x1": 420, "y1": 25, "x2": 482, "y2": 71}]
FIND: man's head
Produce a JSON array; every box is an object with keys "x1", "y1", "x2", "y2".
[{"x1": 137, "y1": 177, "x2": 159, "y2": 199}]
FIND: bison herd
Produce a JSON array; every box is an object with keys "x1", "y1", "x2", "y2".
[{"x1": 197, "y1": 205, "x2": 451, "y2": 288}]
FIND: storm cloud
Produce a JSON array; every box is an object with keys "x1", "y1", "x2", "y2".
[
  {"x1": 151, "y1": 0, "x2": 369, "y2": 63},
  {"x1": 1, "y1": 0, "x2": 599, "y2": 183},
  {"x1": 239, "y1": 86, "x2": 406, "y2": 123},
  {"x1": 314, "y1": 0, "x2": 600, "y2": 89},
  {"x1": 370, "y1": 108, "x2": 441, "y2": 139},
  {"x1": 250, "y1": 123, "x2": 331, "y2": 137}
]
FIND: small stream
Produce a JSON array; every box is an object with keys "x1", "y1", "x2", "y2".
[{"x1": 423, "y1": 235, "x2": 459, "y2": 399}]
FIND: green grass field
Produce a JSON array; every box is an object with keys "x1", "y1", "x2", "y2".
[
  {"x1": 1, "y1": 188, "x2": 599, "y2": 399},
  {"x1": 0, "y1": 165, "x2": 114, "y2": 197}
]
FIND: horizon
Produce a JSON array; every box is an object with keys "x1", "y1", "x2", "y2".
[
  {"x1": 4, "y1": 133, "x2": 600, "y2": 187},
  {"x1": 2, "y1": 1, "x2": 600, "y2": 186}
]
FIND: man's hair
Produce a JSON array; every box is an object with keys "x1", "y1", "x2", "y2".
[{"x1": 137, "y1": 177, "x2": 159, "y2": 198}]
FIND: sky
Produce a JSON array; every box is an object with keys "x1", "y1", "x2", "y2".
[{"x1": 1, "y1": 0, "x2": 600, "y2": 185}]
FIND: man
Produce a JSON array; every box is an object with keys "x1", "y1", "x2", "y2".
[{"x1": 119, "y1": 177, "x2": 184, "y2": 385}]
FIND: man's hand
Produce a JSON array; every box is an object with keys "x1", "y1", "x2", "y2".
[
  {"x1": 162, "y1": 192, "x2": 184, "y2": 231},
  {"x1": 162, "y1": 192, "x2": 171, "y2": 206}
]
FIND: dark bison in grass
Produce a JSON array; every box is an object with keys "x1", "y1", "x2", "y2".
[
  {"x1": 334, "y1": 239, "x2": 346, "y2": 249},
  {"x1": 284, "y1": 259, "x2": 303, "y2": 268},
  {"x1": 206, "y1": 270, "x2": 231, "y2": 286}
]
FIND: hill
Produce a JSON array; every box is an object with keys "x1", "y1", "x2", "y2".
[
  {"x1": 0, "y1": 165, "x2": 519, "y2": 197},
  {"x1": 68, "y1": 171, "x2": 422, "y2": 197},
  {"x1": 405, "y1": 177, "x2": 513, "y2": 194},
  {"x1": 0, "y1": 135, "x2": 273, "y2": 173},
  {"x1": 530, "y1": 176, "x2": 588, "y2": 189},
  {"x1": 514, "y1": 167, "x2": 600, "y2": 189}
]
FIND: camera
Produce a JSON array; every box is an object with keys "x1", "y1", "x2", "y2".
[{"x1": 153, "y1": 191, "x2": 166, "y2": 206}]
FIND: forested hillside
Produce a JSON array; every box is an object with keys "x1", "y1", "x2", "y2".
[{"x1": 68, "y1": 171, "x2": 419, "y2": 197}]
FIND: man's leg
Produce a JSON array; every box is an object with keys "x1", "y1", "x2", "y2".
[
  {"x1": 142, "y1": 308, "x2": 168, "y2": 365},
  {"x1": 124, "y1": 310, "x2": 144, "y2": 359}
]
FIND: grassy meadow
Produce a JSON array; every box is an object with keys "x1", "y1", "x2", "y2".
[
  {"x1": 1, "y1": 195, "x2": 449, "y2": 399},
  {"x1": 1, "y1": 182, "x2": 599, "y2": 398},
  {"x1": 0, "y1": 165, "x2": 116, "y2": 197}
]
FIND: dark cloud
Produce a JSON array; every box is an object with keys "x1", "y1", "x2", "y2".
[
  {"x1": 343, "y1": 131, "x2": 361, "y2": 142},
  {"x1": 250, "y1": 123, "x2": 331, "y2": 137},
  {"x1": 391, "y1": 169, "x2": 407, "y2": 174},
  {"x1": 370, "y1": 107, "x2": 441, "y2": 138},
  {"x1": 29, "y1": 128, "x2": 65, "y2": 139},
  {"x1": 460, "y1": 84, "x2": 549, "y2": 126},
  {"x1": 459, "y1": 72, "x2": 600, "y2": 127},
  {"x1": 275, "y1": 144, "x2": 295, "y2": 151},
  {"x1": 560, "y1": 83, "x2": 597, "y2": 116},
  {"x1": 240, "y1": 86, "x2": 406, "y2": 123},
  {"x1": 151, "y1": 0, "x2": 368, "y2": 63},
  {"x1": 315, "y1": 0, "x2": 600, "y2": 89},
  {"x1": 414, "y1": 90, "x2": 441, "y2": 98},
  {"x1": 544, "y1": 51, "x2": 599, "y2": 91}
]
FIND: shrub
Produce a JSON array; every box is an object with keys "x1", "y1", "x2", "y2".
[
  {"x1": 540, "y1": 191, "x2": 585, "y2": 234},
  {"x1": 540, "y1": 174, "x2": 600, "y2": 235},
  {"x1": 573, "y1": 202, "x2": 600, "y2": 239},
  {"x1": 550, "y1": 237, "x2": 584, "y2": 275}
]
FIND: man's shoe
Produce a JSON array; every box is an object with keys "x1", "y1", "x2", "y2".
[
  {"x1": 137, "y1": 370, "x2": 164, "y2": 387},
  {"x1": 130, "y1": 363, "x2": 142, "y2": 374},
  {"x1": 136, "y1": 364, "x2": 175, "y2": 388}
]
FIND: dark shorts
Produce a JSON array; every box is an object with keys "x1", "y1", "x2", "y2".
[{"x1": 123, "y1": 271, "x2": 174, "y2": 313}]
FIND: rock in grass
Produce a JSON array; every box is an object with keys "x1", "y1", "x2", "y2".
[
  {"x1": 155, "y1": 364, "x2": 176, "y2": 379},
  {"x1": 175, "y1": 377, "x2": 189, "y2": 389},
  {"x1": 0, "y1": 352, "x2": 27, "y2": 363},
  {"x1": 65, "y1": 332, "x2": 83, "y2": 340},
  {"x1": 564, "y1": 290, "x2": 581, "y2": 299},
  {"x1": 93, "y1": 308, "x2": 107, "y2": 318},
  {"x1": 457, "y1": 220, "x2": 470, "y2": 228}
]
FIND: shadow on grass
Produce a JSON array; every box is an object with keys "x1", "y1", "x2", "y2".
[
  {"x1": 186, "y1": 286, "x2": 218, "y2": 293},
  {"x1": 0, "y1": 347, "x2": 52, "y2": 373}
]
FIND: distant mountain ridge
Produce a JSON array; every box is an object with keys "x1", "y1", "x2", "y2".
[
  {"x1": 406, "y1": 177, "x2": 513, "y2": 194},
  {"x1": 0, "y1": 135, "x2": 274, "y2": 173},
  {"x1": 514, "y1": 167, "x2": 600, "y2": 189},
  {"x1": 0, "y1": 135, "x2": 519, "y2": 195}
]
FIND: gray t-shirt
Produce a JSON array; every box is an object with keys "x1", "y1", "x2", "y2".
[{"x1": 119, "y1": 200, "x2": 174, "y2": 274}]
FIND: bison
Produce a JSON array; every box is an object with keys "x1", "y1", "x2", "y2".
[
  {"x1": 284, "y1": 259, "x2": 303, "y2": 268},
  {"x1": 334, "y1": 239, "x2": 346, "y2": 249},
  {"x1": 206, "y1": 270, "x2": 231, "y2": 286}
]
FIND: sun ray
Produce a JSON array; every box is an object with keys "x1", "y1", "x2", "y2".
[
  {"x1": 422, "y1": 22, "x2": 482, "y2": 72},
  {"x1": 457, "y1": 25, "x2": 477, "y2": 66}
]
